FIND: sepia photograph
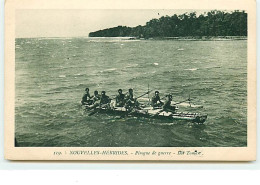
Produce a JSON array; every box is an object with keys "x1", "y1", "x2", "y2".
[
  {"x1": 5, "y1": 0, "x2": 256, "y2": 160},
  {"x1": 15, "y1": 9, "x2": 247, "y2": 147}
]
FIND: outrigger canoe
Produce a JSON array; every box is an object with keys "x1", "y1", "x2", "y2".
[{"x1": 84, "y1": 105, "x2": 207, "y2": 124}]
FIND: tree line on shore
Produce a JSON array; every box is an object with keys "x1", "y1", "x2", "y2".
[{"x1": 88, "y1": 10, "x2": 247, "y2": 38}]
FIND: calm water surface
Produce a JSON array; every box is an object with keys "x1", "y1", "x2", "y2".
[{"x1": 15, "y1": 37, "x2": 247, "y2": 147}]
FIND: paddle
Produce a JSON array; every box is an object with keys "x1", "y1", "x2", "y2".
[
  {"x1": 136, "y1": 89, "x2": 154, "y2": 99},
  {"x1": 125, "y1": 89, "x2": 154, "y2": 110},
  {"x1": 123, "y1": 89, "x2": 154, "y2": 108}
]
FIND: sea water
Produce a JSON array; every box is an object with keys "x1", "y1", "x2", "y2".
[{"x1": 15, "y1": 37, "x2": 247, "y2": 147}]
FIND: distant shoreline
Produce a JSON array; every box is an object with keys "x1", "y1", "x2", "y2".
[
  {"x1": 15, "y1": 36, "x2": 247, "y2": 41},
  {"x1": 125, "y1": 36, "x2": 247, "y2": 41}
]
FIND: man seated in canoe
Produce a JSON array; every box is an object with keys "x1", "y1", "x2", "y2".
[
  {"x1": 81, "y1": 88, "x2": 93, "y2": 105},
  {"x1": 162, "y1": 94, "x2": 176, "y2": 112},
  {"x1": 115, "y1": 89, "x2": 125, "y2": 107},
  {"x1": 85, "y1": 90, "x2": 101, "y2": 109},
  {"x1": 99, "y1": 91, "x2": 111, "y2": 108},
  {"x1": 125, "y1": 88, "x2": 140, "y2": 110},
  {"x1": 151, "y1": 91, "x2": 164, "y2": 108},
  {"x1": 92, "y1": 90, "x2": 101, "y2": 103}
]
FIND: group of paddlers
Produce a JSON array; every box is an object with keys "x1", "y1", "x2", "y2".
[{"x1": 81, "y1": 88, "x2": 176, "y2": 112}]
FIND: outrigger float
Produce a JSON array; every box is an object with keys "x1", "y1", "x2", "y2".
[{"x1": 84, "y1": 103, "x2": 207, "y2": 124}]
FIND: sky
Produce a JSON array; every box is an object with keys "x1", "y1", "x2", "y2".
[{"x1": 16, "y1": 9, "x2": 216, "y2": 38}]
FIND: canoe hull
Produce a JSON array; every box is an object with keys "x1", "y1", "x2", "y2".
[{"x1": 85, "y1": 106, "x2": 207, "y2": 123}]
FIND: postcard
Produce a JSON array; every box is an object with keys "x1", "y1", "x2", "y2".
[{"x1": 4, "y1": 0, "x2": 256, "y2": 160}]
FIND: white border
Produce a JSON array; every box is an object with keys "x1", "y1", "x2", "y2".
[{"x1": 1, "y1": 1, "x2": 258, "y2": 163}]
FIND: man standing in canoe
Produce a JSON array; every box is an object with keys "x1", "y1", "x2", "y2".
[
  {"x1": 81, "y1": 88, "x2": 92, "y2": 105},
  {"x1": 115, "y1": 89, "x2": 125, "y2": 107},
  {"x1": 151, "y1": 91, "x2": 164, "y2": 108}
]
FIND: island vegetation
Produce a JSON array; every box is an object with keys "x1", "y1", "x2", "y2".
[{"x1": 88, "y1": 10, "x2": 247, "y2": 39}]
